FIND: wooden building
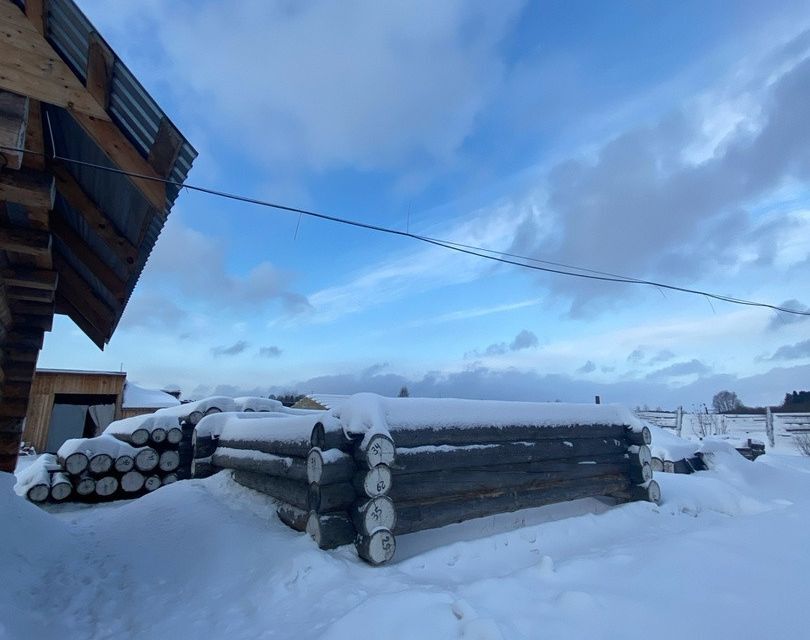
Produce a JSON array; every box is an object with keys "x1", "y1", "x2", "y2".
[
  {"x1": 0, "y1": 0, "x2": 196, "y2": 472},
  {"x1": 22, "y1": 368, "x2": 125, "y2": 452},
  {"x1": 293, "y1": 394, "x2": 349, "y2": 411},
  {"x1": 20, "y1": 370, "x2": 179, "y2": 452}
]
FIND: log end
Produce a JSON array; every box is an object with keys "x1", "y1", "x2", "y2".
[
  {"x1": 307, "y1": 448, "x2": 324, "y2": 484},
  {"x1": 310, "y1": 422, "x2": 325, "y2": 449},
  {"x1": 95, "y1": 476, "x2": 119, "y2": 497},
  {"x1": 646, "y1": 479, "x2": 661, "y2": 505},
  {"x1": 356, "y1": 529, "x2": 396, "y2": 565},
  {"x1": 355, "y1": 496, "x2": 397, "y2": 536},
  {"x1": 361, "y1": 464, "x2": 392, "y2": 498},
  {"x1": 131, "y1": 428, "x2": 150, "y2": 446},
  {"x1": 27, "y1": 483, "x2": 49, "y2": 503},
  {"x1": 76, "y1": 477, "x2": 96, "y2": 496},
  {"x1": 64, "y1": 452, "x2": 89, "y2": 475},
  {"x1": 363, "y1": 433, "x2": 396, "y2": 467}
]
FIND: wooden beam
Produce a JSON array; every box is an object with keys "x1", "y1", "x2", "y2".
[
  {"x1": 21, "y1": 99, "x2": 44, "y2": 171},
  {"x1": 70, "y1": 112, "x2": 167, "y2": 214},
  {"x1": 54, "y1": 292, "x2": 106, "y2": 348},
  {"x1": 5, "y1": 285, "x2": 53, "y2": 303},
  {"x1": 0, "y1": 281, "x2": 11, "y2": 328},
  {"x1": 0, "y1": 166, "x2": 55, "y2": 208},
  {"x1": 3, "y1": 327, "x2": 44, "y2": 351},
  {"x1": 86, "y1": 31, "x2": 113, "y2": 111},
  {"x1": 53, "y1": 252, "x2": 115, "y2": 331},
  {"x1": 0, "y1": 90, "x2": 28, "y2": 169},
  {"x1": 0, "y1": 433, "x2": 22, "y2": 459},
  {"x1": 1, "y1": 345, "x2": 39, "y2": 362},
  {"x1": 8, "y1": 299, "x2": 53, "y2": 316},
  {"x1": 0, "y1": 222, "x2": 51, "y2": 256},
  {"x1": 12, "y1": 313, "x2": 52, "y2": 332},
  {"x1": 1, "y1": 359, "x2": 35, "y2": 383},
  {"x1": 1, "y1": 267, "x2": 57, "y2": 290},
  {"x1": 24, "y1": 0, "x2": 46, "y2": 36},
  {"x1": 0, "y1": 3, "x2": 110, "y2": 120},
  {"x1": 0, "y1": 397, "x2": 29, "y2": 418},
  {"x1": 51, "y1": 214, "x2": 126, "y2": 300},
  {"x1": 148, "y1": 116, "x2": 183, "y2": 179},
  {"x1": 1, "y1": 381, "x2": 31, "y2": 399},
  {"x1": 51, "y1": 164, "x2": 138, "y2": 265},
  {"x1": 0, "y1": 415, "x2": 23, "y2": 434},
  {"x1": 3, "y1": 3, "x2": 173, "y2": 216}
]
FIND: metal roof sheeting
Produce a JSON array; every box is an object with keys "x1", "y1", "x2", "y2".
[
  {"x1": 44, "y1": 0, "x2": 197, "y2": 208},
  {"x1": 13, "y1": 0, "x2": 198, "y2": 345}
]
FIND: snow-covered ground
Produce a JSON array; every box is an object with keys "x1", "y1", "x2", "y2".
[{"x1": 4, "y1": 449, "x2": 810, "y2": 639}]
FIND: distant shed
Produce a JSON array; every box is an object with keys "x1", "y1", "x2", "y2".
[
  {"x1": 23, "y1": 368, "x2": 126, "y2": 452},
  {"x1": 293, "y1": 394, "x2": 349, "y2": 411}
]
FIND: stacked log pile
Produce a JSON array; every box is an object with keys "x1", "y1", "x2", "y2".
[
  {"x1": 201, "y1": 396, "x2": 659, "y2": 566},
  {"x1": 197, "y1": 412, "x2": 397, "y2": 564},
  {"x1": 13, "y1": 435, "x2": 170, "y2": 503},
  {"x1": 107, "y1": 396, "x2": 249, "y2": 481}
]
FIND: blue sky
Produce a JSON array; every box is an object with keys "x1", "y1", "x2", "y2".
[{"x1": 39, "y1": 0, "x2": 810, "y2": 408}]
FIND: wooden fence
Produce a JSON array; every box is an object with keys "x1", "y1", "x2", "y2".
[{"x1": 636, "y1": 409, "x2": 810, "y2": 449}]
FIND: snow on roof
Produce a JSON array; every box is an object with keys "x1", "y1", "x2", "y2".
[
  {"x1": 123, "y1": 382, "x2": 182, "y2": 409},
  {"x1": 303, "y1": 394, "x2": 350, "y2": 410},
  {"x1": 36, "y1": 368, "x2": 126, "y2": 376}
]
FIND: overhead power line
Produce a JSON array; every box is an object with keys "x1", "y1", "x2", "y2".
[{"x1": 1, "y1": 141, "x2": 809, "y2": 318}]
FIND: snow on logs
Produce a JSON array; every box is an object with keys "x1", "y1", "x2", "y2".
[
  {"x1": 15, "y1": 396, "x2": 305, "y2": 505},
  {"x1": 201, "y1": 394, "x2": 658, "y2": 566},
  {"x1": 17, "y1": 431, "x2": 182, "y2": 503}
]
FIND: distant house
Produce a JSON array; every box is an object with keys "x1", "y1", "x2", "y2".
[
  {"x1": 21, "y1": 369, "x2": 178, "y2": 453},
  {"x1": 293, "y1": 394, "x2": 350, "y2": 411}
]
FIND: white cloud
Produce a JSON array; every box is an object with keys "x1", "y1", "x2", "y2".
[
  {"x1": 142, "y1": 217, "x2": 310, "y2": 314},
  {"x1": 88, "y1": 0, "x2": 524, "y2": 174},
  {"x1": 300, "y1": 199, "x2": 530, "y2": 323}
]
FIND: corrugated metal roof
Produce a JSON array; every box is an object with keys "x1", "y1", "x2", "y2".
[
  {"x1": 12, "y1": 0, "x2": 198, "y2": 345},
  {"x1": 44, "y1": 0, "x2": 197, "y2": 209}
]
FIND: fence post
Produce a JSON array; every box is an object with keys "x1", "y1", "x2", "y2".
[
  {"x1": 676, "y1": 406, "x2": 683, "y2": 437},
  {"x1": 766, "y1": 407, "x2": 774, "y2": 448}
]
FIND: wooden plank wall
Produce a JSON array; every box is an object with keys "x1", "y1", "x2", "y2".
[{"x1": 21, "y1": 371, "x2": 125, "y2": 451}]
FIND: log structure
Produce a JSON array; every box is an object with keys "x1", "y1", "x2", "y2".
[{"x1": 200, "y1": 398, "x2": 659, "y2": 566}]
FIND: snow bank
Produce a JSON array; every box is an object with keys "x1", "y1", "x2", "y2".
[
  {"x1": 0, "y1": 473, "x2": 72, "y2": 639},
  {"x1": 8, "y1": 450, "x2": 810, "y2": 640},
  {"x1": 123, "y1": 382, "x2": 181, "y2": 409},
  {"x1": 333, "y1": 393, "x2": 642, "y2": 440}
]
